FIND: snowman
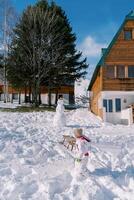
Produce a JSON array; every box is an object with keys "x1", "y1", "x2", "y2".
[{"x1": 53, "y1": 95, "x2": 66, "y2": 127}]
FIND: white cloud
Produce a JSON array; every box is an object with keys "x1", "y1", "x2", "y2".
[
  {"x1": 0, "y1": 45, "x2": 4, "y2": 51},
  {"x1": 79, "y1": 36, "x2": 107, "y2": 58}
]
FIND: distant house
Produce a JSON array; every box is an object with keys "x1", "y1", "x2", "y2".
[
  {"x1": 0, "y1": 84, "x2": 75, "y2": 105},
  {"x1": 88, "y1": 11, "x2": 134, "y2": 125}
]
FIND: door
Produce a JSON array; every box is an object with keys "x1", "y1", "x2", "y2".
[{"x1": 69, "y1": 92, "x2": 75, "y2": 105}]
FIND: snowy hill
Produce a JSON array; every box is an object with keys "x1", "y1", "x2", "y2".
[{"x1": 0, "y1": 109, "x2": 134, "y2": 199}]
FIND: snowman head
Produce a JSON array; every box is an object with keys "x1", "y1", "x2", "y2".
[{"x1": 59, "y1": 95, "x2": 63, "y2": 100}]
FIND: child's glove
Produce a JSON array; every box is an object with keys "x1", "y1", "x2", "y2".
[{"x1": 75, "y1": 158, "x2": 82, "y2": 163}]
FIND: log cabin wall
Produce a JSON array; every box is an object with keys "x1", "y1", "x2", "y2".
[
  {"x1": 103, "y1": 20, "x2": 134, "y2": 91},
  {"x1": 102, "y1": 66, "x2": 134, "y2": 91},
  {"x1": 7, "y1": 85, "x2": 74, "y2": 94},
  {"x1": 105, "y1": 21, "x2": 134, "y2": 64},
  {"x1": 90, "y1": 68, "x2": 103, "y2": 118}
]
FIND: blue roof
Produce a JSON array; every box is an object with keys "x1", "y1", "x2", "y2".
[{"x1": 88, "y1": 11, "x2": 134, "y2": 90}]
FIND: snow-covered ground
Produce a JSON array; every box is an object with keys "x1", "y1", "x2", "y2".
[
  {"x1": 0, "y1": 108, "x2": 134, "y2": 200},
  {"x1": 0, "y1": 102, "x2": 18, "y2": 109}
]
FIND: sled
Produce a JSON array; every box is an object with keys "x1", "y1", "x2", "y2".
[{"x1": 60, "y1": 135, "x2": 76, "y2": 151}]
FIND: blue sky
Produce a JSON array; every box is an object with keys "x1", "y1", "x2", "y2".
[{"x1": 13, "y1": 0, "x2": 134, "y2": 78}]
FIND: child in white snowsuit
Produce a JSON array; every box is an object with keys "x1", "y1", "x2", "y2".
[{"x1": 74, "y1": 128, "x2": 91, "y2": 175}]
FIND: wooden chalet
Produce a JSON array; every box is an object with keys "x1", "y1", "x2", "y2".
[{"x1": 88, "y1": 11, "x2": 134, "y2": 124}]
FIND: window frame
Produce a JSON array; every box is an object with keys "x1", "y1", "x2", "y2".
[
  {"x1": 128, "y1": 66, "x2": 134, "y2": 78},
  {"x1": 108, "y1": 99, "x2": 113, "y2": 113},
  {"x1": 124, "y1": 29, "x2": 132, "y2": 41},
  {"x1": 103, "y1": 99, "x2": 108, "y2": 112},
  {"x1": 105, "y1": 65, "x2": 115, "y2": 79},
  {"x1": 103, "y1": 99, "x2": 113, "y2": 113},
  {"x1": 115, "y1": 98, "x2": 121, "y2": 112},
  {"x1": 116, "y1": 65, "x2": 125, "y2": 79}
]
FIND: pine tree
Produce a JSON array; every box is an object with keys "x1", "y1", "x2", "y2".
[
  {"x1": 7, "y1": 0, "x2": 88, "y2": 107},
  {"x1": 39, "y1": 1, "x2": 88, "y2": 105},
  {"x1": 0, "y1": 54, "x2": 4, "y2": 68}
]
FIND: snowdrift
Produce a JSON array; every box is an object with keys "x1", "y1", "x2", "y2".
[{"x1": 0, "y1": 109, "x2": 133, "y2": 200}]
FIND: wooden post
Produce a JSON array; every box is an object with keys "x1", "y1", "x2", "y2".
[
  {"x1": 114, "y1": 65, "x2": 117, "y2": 78},
  {"x1": 125, "y1": 65, "x2": 128, "y2": 78}
]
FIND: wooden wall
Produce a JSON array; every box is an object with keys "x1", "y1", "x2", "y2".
[
  {"x1": 106, "y1": 21, "x2": 134, "y2": 65},
  {"x1": 102, "y1": 66, "x2": 134, "y2": 91},
  {"x1": 103, "y1": 20, "x2": 134, "y2": 91},
  {"x1": 43, "y1": 86, "x2": 74, "y2": 94},
  {"x1": 4, "y1": 85, "x2": 74, "y2": 95},
  {"x1": 90, "y1": 19, "x2": 134, "y2": 119},
  {"x1": 90, "y1": 68, "x2": 103, "y2": 118}
]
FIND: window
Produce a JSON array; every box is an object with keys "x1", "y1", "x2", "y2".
[
  {"x1": 69, "y1": 93, "x2": 74, "y2": 104},
  {"x1": 117, "y1": 65, "x2": 125, "y2": 78},
  {"x1": 108, "y1": 100, "x2": 113, "y2": 112},
  {"x1": 103, "y1": 99, "x2": 113, "y2": 112},
  {"x1": 103, "y1": 99, "x2": 108, "y2": 112},
  {"x1": 115, "y1": 98, "x2": 121, "y2": 112},
  {"x1": 105, "y1": 66, "x2": 115, "y2": 78},
  {"x1": 128, "y1": 66, "x2": 134, "y2": 78},
  {"x1": 12, "y1": 93, "x2": 18, "y2": 100},
  {"x1": 124, "y1": 30, "x2": 132, "y2": 40}
]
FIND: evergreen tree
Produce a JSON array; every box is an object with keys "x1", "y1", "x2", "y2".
[
  {"x1": 7, "y1": 0, "x2": 88, "y2": 106},
  {"x1": 0, "y1": 54, "x2": 4, "y2": 68},
  {"x1": 39, "y1": 0, "x2": 88, "y2": 105}
]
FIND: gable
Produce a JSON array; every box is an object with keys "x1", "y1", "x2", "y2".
[
  {"x1": 88, "y1": 11, "x2": 134, "y2": 91},
  {"x1": 106, "y1": 20, "x2": 134, "y2": 64}
]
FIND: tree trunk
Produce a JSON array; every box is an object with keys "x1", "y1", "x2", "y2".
[
  {"x1": 48, "y1": 78, "x2": 52, "y2": 107},
  {"x1": 33, "y1": 79, "x2": 40, "y2": 107},
  {"x1": 39, "y1": 88, "x2": 41, "y2": 105},
  {"x1": 19, "y1": 90, "x2": 21, "y2": 104},
  {"x1": 36, "y1": 80, "x2": 40, "y2": 107},
  {"x1": 55, "y1": 90, "x2": 58, "y2": 105},
  {"x1": 11, "y1": 93, "x2": 13, "y2": 103},
  {"x1": 32, "y1": 82, "x2": 36, "y2": 106},
  {"x1": 32, "y1": 91, "x2": 34, "y2": 105},
  {"x1": 29, "y1": 85, "x2": 32, "y2": 103},
  {"x1": 24, "y1": 86, "x2": 27, "y2": 103},
  {"x1": 48, "y1": 87, "x2": 52, "y2": 107},
  {"x1": 33, "y1": 88, "x2": 38, "y2": 107}
]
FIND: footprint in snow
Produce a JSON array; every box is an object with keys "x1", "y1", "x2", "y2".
[
  {"x1": 44, "y1": 172, "x2": 72, "y2": 199},
  {"x1": 0, "y1": 168, "x2": 12, "y2": 177},
  {"x1": 18, "y1": 181, "x2": 39, "y2": 199},
  {"x1": 0, "y1": 143, "x2": 5, "y2": 151}
]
